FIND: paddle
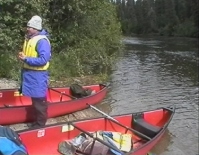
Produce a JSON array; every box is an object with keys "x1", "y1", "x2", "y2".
[
  {"x1": 70, "y1": 123, "x2": 125, "y2": 155},
  {"x1": 87, "y1": 104, "x2": 151, "y2": 141},
  {"x1": 49, "y1": 88, "x2": 77, "y2": 100}
]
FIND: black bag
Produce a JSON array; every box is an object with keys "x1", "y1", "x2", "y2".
[{"x1": 70, "y1": 84, "x2": 92, "y2": 98}]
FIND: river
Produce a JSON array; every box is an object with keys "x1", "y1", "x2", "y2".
[{"x1": 101, "y1": 36, "x2": 198, "y2": 155}]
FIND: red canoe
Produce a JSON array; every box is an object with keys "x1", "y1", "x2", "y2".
[
  {"x1": 0, "y1": 84, "x2": 108, "y2": 125},
  {"x1": 18, "y1": 105, "x2": 175, "y2": 155}
]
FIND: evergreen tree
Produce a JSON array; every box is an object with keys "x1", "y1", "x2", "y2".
[
  {"x1": 189, "y1": 0, "x2": 199, "y2": 28},
  {"x1": 112, "y1": 0, "x2": 198, "y2": 37},
  {"x1": 142, "y1": 0, "x2": 151, "y2": 33},
  {"x1": 148, "y1": 6, "x2": 158, "y2": 32},
  {"x1": 174, "y1": 0, "x2": 187, "y2": 22},
  {"x1": 135, "y1": 0, "x2": 144, "y2": 33},
  {"x1": 126, "y1": 0, "x2": 137, "y2": 34},
  {"x1": 155, "y1": 0, "x2": 164, "y2": 26}
]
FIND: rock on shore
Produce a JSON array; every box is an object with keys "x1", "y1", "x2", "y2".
[{"x1": 0, "y1": 78, "x2": 19, "y2": 89}]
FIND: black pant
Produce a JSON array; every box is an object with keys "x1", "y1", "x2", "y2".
[{"x1": 31, "y1": 97, "x2": 48, "y2": 126}]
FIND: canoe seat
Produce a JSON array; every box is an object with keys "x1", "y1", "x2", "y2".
[{"x1": 133, "y1": 117, "x2": 161, "y2": 139}]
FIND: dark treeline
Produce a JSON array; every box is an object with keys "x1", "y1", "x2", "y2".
[{"x1": 112, "y1": 0, "x2": 198, "y2": 37}]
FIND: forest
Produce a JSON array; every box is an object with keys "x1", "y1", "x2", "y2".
[
  {"x1": 0, "y1": 0, "x2": 198, "y2": 80},
  {"x1": 114, "y1": 0, "x2": 198, "y2": 37}
]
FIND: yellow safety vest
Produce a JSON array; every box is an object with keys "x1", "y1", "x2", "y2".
[
  {"x1": 112, "y1": 132, "x2": 132, "y2": 152},
  {"x1": 22, "y1": 35, "x2": 50, "y2": 70}
]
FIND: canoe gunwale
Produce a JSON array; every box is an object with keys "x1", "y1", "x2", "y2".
[
  {"x1": 0, "y1": 84, "x2": 108, "y2": 125},
  {"x1": 0, "y1": 84, "x2": 108, "y2": 109},
  {"x1": 18, "y1": 105, "x2": 175, "y2": 133}
]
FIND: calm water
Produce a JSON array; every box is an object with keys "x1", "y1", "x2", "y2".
[{"x1": 102, "y1": 36, "x2": 198, "y2": 155}]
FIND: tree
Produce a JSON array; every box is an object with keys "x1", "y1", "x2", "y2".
[
  {"x1": 142, "y1": 0, "x2": 151, "y2": 33},
  {"x1": 125, "y1": 0, "x2": 137, "y2": 34},
  {"x1": 135, "y1": 0, "x2": 144, "y2": 33},
  {"x1": 174, "y1": 0, "x2": 187, "y2": 22},
  {"x1": 0, "y1": 0, "x2": 123, "y2": 79}
]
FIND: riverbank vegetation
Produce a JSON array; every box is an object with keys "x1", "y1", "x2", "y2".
[
  {"x1": 0, "y1": 0, "x2": 123, "y2": 82},
  {"x1": 0, "y1": 0, "x2": 198, "y2": 82},
  {"x1": 114, "y1": 0, "x2": 198, "y2": 37}
]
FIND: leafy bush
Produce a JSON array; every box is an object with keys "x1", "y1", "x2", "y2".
[{"x1": 0, "y1": 0, "x2": 123, "y2": 80}]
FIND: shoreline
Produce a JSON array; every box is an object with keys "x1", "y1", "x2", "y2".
[{"x1": 0, "y1": 78, "x2": 19, "y2": 89}]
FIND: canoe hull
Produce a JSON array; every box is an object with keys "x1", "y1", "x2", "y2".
[
  {"x1": 18, "y1": 105, "x2": 175, "y2": 155},
  {"x1": 132, "y1": 129, "x2": 166, "y2": 155},
  {"x1": 0, "y1": 84, "x2": 108, "y2": 125}
]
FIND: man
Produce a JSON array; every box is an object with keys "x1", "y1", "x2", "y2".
[{"x1": 18, "y1": 15, "x2": 51, "y2": 128}]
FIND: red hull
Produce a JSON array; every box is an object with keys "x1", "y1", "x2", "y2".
[
  {"x1": 19, "y1": 105, "x2": 175, "y2": 155},
  {"x1": 0, "y1": 84, "x2": 108, "y2": 125}
]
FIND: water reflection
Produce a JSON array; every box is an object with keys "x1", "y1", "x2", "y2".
[
  {"x1": 151, "y1": 130, "x2": 172, "y2": 154},
  {"x1": 106, "y1": 36, "x2": 198, "y2": 155}
]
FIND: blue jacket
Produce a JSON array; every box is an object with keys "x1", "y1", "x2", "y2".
[
  {"x1": 0, "y1": 137, "x2": 27, "y2": 155},
  {"x1": 21, "y1": 29, "x2": 51, "y2": 98},
  {"x1": 0, "y1": 126, "x2": 27, "y2": 155}
]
